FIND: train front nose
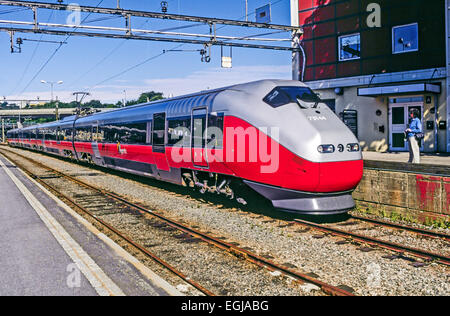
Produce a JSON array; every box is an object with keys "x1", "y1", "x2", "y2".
[{"x1": 317, "y1": 159, "x2": 364, "y2": 192}]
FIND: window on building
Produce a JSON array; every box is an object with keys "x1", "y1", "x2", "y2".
[
  {"x1": 338, "y1": 33, "x2": 361, "y2": 61},
  {"x1": 392, "y1": 23, "x2": 419, "y2": 54},
  {"x1": 322, "y1": 99, "x2": 336, "y2": 113}
]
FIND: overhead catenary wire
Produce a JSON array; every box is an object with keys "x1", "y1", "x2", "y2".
[
  {"x1": 9, "y1": 9, "x2": 54, "y2": 96},
  {"x1": 82, "y1": 0, "x2": 289, "y2": 94},
  {"x1": 16, "y1": 0, "x2": 105, "y2": 96},
  {"x1": 3, "y1": 0, "x2": 293, "y2": 100}
]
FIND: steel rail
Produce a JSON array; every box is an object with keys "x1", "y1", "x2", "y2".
[
  {"x1": 0, "y1": 147, "x2": 354, "y2": 296},
  {"x1": 294, "y1": 219, "x2": 450, "y2": 266},
  {"x1": 0, "y1": 149, "x2": 214, "y2": 296},
  {"x1": 350, "y1": 214, "x2": 450, "y2": 242},
  {"x1": 0, "y1": 0, "x2": 301, "y2": 32}
]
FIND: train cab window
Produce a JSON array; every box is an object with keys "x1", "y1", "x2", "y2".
[
  {"x1": 263, "y1": 86, "x2": 321, "y2": 109},
  {"x1": 168, "y1": 117, "x2": 191, "y2": 147},
  {"x1": 152, "y1": 113, "x2": 166, "y2": 147}
]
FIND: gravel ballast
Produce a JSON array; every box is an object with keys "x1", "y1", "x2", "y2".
[{"x1": 4, "y1": 146, "x2": 449, "y2": 296}]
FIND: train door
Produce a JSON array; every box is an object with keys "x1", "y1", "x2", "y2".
[
  {"x1": 91, "y1": 123, "x2": 102, "y2": 163},
  {"x1": 152, "y1": 112, "x2": 170, "y2": 171},
  {"x1": 191, "y1": 107, "x2": 209, "y2": 169},
  {"x1": 56, "y1": 127, "x2": 61, "y2": 145}
]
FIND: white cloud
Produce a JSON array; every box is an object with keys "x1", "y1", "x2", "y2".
[
  {"x1": 5, "y1": 65, "x2": 292, "y2": 104},
  {"x1": 144, "y1": 65, "x2": 292, "y2": 97}
]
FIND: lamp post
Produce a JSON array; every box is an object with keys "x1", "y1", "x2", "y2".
[
  {"x1": 41, "y1": 80, "x2": 63, "y2": 102},
  {"x1": 41, "y1": 80, "x2": 63, "y2": 121}
]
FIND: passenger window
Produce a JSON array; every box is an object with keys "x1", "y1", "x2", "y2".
[
  {"x1": 100, "y1": 123, "x2": 147, "y2": 145},
  {"x1": 63, "y1": 128, "x2": 72, "y2": 141},
  {"x1": 207, "y1": 114, "x2": 224, "y2": 149},
  {"x1": 168, "y1": 117, "x2": 191, "y2": 147},
  {"x1": 75, "y1": 127, "x2": 92, "y2": 142}
]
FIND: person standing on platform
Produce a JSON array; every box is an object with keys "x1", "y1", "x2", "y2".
[{"x1": 405, "y1": 108, "x2": 423, "y2": 164}]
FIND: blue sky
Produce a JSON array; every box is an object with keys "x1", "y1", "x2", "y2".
[{"x1": 0, "y1": 0, "x2": 293, "y2": 103}]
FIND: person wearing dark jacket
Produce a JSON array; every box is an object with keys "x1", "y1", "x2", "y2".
[{"x1": 405, "y1": 109, "x2": 422, "y2": 164}]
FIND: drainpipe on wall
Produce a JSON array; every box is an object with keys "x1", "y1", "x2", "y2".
[
  {"x1": 290, "y1": 0, "x2": 301, "y2": 81},
  {"x1": 446, "y1": 0, "x2": 450, "y2": 152},
  {"x1": 435, "y1": 95, "x2": 439, "y2": 152}
]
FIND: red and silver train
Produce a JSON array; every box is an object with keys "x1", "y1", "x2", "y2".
[{"x1": 7, "y1": 80, "x2": 363, "y2": 215}]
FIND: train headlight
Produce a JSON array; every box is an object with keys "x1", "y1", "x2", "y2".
[
  {"x1": 317, "y1": 144, "x2": 335, "y2": 154},
  {"x1": 337, "y1": 144, "x2": 344, "y2": 152},
  {"x1": 347, "y1": 143, "x2": 360, "y2": 152}
]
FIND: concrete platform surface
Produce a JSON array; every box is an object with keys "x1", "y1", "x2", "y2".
[
  {"x1": 363, "y1": 152, "x2": 450, "y2": 166},
  {"x1": 0, "y1": 154, "x2": 181, "y2": 296}
]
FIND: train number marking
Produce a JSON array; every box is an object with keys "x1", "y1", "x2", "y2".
[{"x1": 307, "y1": 116, "x2": 327, "y2": 121}]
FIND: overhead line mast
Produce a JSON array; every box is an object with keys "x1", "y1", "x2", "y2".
[
  {"x1": 0, "y1": 0, "x2": 299, "y2": 31},
  {"x1": 0, "y1": 0, "x2": 302, "y2": 52}
]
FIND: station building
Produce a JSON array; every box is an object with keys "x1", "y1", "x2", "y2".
[{"x1": 291, "y1": 0, "x2": 450, "y2": 153}]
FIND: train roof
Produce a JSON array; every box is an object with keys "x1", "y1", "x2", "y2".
[{"x1": 9, "y1": 79, "x2": 308, "y2": 131}]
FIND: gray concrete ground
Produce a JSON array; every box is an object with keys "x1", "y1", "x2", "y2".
[
  {"x1": 363, "y1": 151, "x2": 450, "y2": 166},
  {"x1": 0, "y1": 154, "x2": 180, "y2": 296}
]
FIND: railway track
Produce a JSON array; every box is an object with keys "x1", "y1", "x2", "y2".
[
  {"x1": 349, "y1": 214, "x2": 450, "y2": 242},
  {"x1": 0, "y1": 147, "x2": 354, "y2": 297},
  {"x1": 294, "y1": 217, "x2": 450, "y2": 266}
]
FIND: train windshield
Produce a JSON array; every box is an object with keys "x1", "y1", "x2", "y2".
[{"x1": 263, "y1": 86, "x2": 321, "y2": 109}]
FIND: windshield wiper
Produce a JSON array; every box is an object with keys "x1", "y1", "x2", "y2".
[
  {"x1": 295, "y1": 96, "x2": 308, "y2": 109},
  {"x1": 296, "y1": 95, "x2": 320, "y2": 109}
]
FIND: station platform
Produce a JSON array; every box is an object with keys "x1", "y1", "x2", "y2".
[
  {"x1": 0, "y1": 154, "x2": 182, "y2": 296},
  {"x1": 363, "y1": 151, "x2": 450, "y2": 166},
  {"x1": 362, "y1": 151, "x2": 450, "y2": 175}
]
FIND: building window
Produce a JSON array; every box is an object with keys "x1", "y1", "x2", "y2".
[
  {"x1": 392, "y1": 23, "x2": 419, "y2": 54},
  {"x1": 338, "y1": 33, "x2": 361, "y2": 61}
]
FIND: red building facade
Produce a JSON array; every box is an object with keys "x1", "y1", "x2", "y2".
[
  {"x1": 293, "y1": 0, "x2": 449, "y2": 153},
  {"x1": 298, "y1": 0, "x2": 445, "y2": 81}
]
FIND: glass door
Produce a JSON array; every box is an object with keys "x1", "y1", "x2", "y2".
[
  {"x1": 389, "y1": 102, "x2": 423, "y2": 151},
  {"x1": 389, "y1": 105, "x2": 407, "y2": 151}
]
